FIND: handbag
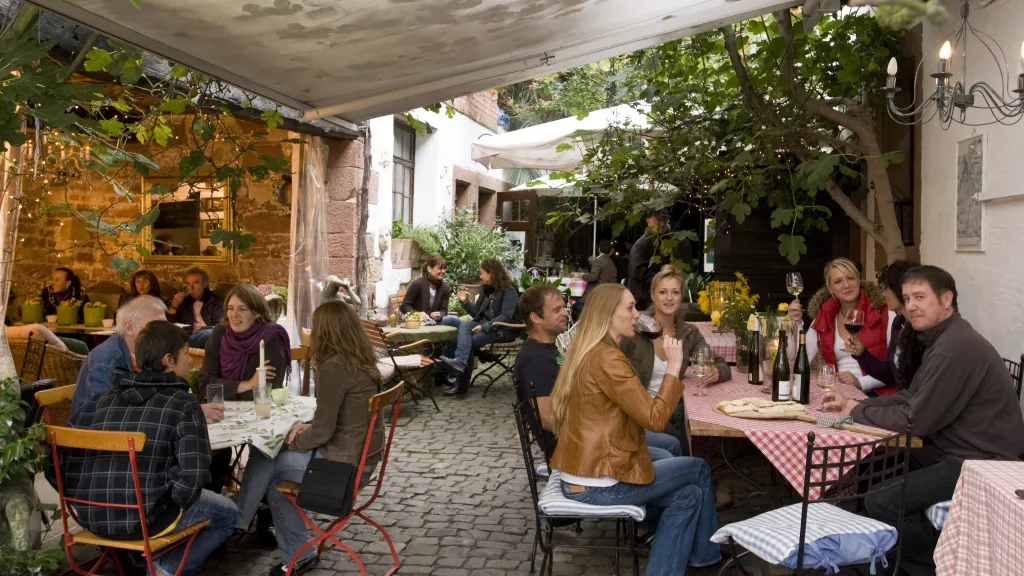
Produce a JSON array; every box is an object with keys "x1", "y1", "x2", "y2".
[{"x1": 295, "y1": 457, "x2": 357, "y2": 518}]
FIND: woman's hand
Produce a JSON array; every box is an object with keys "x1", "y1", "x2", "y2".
[
  {"x1": 430, "y1": 312, "x2": 442, "y2": 321},
  {"x1": 787, "y1": 299, "x2": 804, "y2": 321},
  {"x1": 663, "y1": 336, "x2": 684, "y2": 372},
  {"x1": 837, "y1": 371, "x2": 860, "y2": 388},
  {"x1": 457, "y1": 290, "x2": 469, "y2": 303},
  {"x1": 845, "y1": 335, "x2": 865, "y2": 356},
  {"x1": 237, "y1": 361, "x2": 276, "y2": 394},
  {"x1": 286, "y1": 423, "x2": 311, "y2": 444}
]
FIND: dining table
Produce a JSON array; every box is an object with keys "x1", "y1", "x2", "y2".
[
  {"x1": 692, "y1": 321, "x2": 738, "y2": 364},
  {"x1": 934, "y1": 459, "x2": 1024, "y2": 576},
  {"x1": 381, "y1": 324, "x2": 457, "y2": 345},
  {"x1": 207, "y1": 396, "x2": 316, "y2": 457}
]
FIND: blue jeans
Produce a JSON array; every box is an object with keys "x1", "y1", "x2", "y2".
[
  {"x1": 440, "y1": 316, "x2": 500, "y2": 390},
  {"x1": 189, "y1": 328, "x2": 213, "y2": 349},
  {"x1": 561, "y1": 457, "x2": 720, "y2": 575},
  {"x1": 156, "y1": 489, "x2": 239, "y2": 576},
  {"x1": 234, "y1": 448, "x2": 316, "y2": 567},
  {"x1": 645, "y1": 431, "x2": 681, "y2": 457}
]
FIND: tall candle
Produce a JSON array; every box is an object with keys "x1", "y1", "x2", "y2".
[{"x1": 259, "y1": 339, "x2": 265, "y2": 368}]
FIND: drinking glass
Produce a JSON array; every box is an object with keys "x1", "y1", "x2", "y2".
[
  {"x1": 207, "y1": 383, "x2": 224, "y2": 407},
  {"x1": 817, "y1": 364, "x2": 837, "y2": 410},
  {"x1": 844, "y1": 309, "x2": 865, "y2": 337},
  {"x1": 691, "y1": 345, "x2": 714, "y2": 397},
  {"x1": 786, "y1": 272, "x2": 804, "y2": 298},
  {"x1": 254, "y1": 369, "x2": 272, "y2": 418},
  {"x1": 635, "y1": 315, "x2": 663, "y2": 340}
]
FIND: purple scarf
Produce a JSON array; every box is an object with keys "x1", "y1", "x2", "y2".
[{"x1": 219, "y1": 321, "x2": 291, "y2": 381}]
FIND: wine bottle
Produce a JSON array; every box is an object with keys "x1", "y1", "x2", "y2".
[
  {"x1": 793, "y1": 330, "x2": 811, "y2": 404},
  {"x1": 747, "y1": 317, "x2": 762, "y2": 385},
  {"x1": 772, "y1": 329, "x2": 791, "y2": 402}
]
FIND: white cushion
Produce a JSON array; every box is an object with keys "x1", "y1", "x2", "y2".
[
  {"x1": 927, "y1": 501, "x2": 951, "y2": 531},
  {"x1": 393, "y1": 354, "x2": 423, "y2": 368},
  {"x1": 376, "y1": 359, "x2": 396, "y2": 381},
  {"x1": 711, "y1": 503, "x2": 897, "y2": 574},
  {"x1": 535, "y1": 464, "x2": 550, "y2": 479},
  {"x1": 538, "y1": 471, "x2": 645, "y2": 521}
]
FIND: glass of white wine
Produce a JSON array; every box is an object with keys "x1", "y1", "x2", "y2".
[
  {"x1": 817, "y1": 364, "x2": 836, "y2": 410},
  {"x1": 786, "y1": 272, "x2": 804, "y2": 298},
  {"x1": 691, "y1": 345, "x2": 715, "y2": 397}
]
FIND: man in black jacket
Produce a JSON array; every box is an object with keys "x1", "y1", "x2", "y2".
[
  {"x1": 167, "y1": 267, "x2": 224, "y2": 348},
  {"x1": 824, "y1": 265, "x2": 1024, "y2": 576},
  {"x1": 61, "y1": 321, "x2": 238, "y2": 576},
  {"x1": 627, "y1": 211, "x2": 692, "y2": 310}
]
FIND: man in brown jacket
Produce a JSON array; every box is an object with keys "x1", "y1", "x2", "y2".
[
  {"x1": 575, "y1": 238, "x2": 618, "y2": 318},
  {"x1": 824, "y1": 265, "x2": 1024, "y2": 576}
]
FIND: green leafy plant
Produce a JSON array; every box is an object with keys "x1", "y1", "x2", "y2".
[
  {"x1": 391, "y1": 220, "x2": 405, "y2": 239},
  {"x1": 0, "y1": 546, "x2": 64, "y2": 576},
  {"x1": 516, "y1": 269, "x2": 562, "y2": 292},
  {"x1": 186, "y1": 369, "x2": 202, "y2": 399},
  {"x1": 401, "y1": 208, "x2": 523, "y2": 285}
]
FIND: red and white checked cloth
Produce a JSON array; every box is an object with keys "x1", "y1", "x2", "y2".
[
  {"x1": 685, "y1": 374, "x2": 894, "y2": 499},
  {"x1": 693, "y1": 321, "x2": 737, "y2": 364},
  {"x1": 934, "y1": 460, "x2": 1024, "y2": 576}
]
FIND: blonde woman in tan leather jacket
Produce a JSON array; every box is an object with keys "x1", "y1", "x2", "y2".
[{"x1": 550, "y1": 283, "x2": 721, "y2": 575}]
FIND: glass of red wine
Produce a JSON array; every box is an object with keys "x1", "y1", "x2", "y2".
[
  {"x1": 635, "y1": 315, "x2": 663, "y2": 340},
  {"x1": 844, "y1": 309, "x2": 865, "y2": 335}
]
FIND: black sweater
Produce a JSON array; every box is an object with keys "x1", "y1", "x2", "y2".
[{"x1": 400, "y1": 277, "x2": 451, "y2": 316}]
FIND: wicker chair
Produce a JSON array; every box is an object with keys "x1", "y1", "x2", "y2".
[{"x1": 9, "y1": 340, "x2": 86, "y2": 388}]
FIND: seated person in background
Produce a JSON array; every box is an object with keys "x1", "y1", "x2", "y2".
[
  {"x1": 787, "y1": 258, "x2": 898, "y2": 395},
  {"x1": 551, "y1": 284, "x2": 720, "y2": 574},
  {"x1": 575, "y1": 238, "x2": 617, "y2": 316},
  {"x1": 400, "y1": 254, "x2": 452, "y2": 321},
  {"x1": 265, "y1": 293, "x2": 285, "y2": 324},
  {"x1": 439, "y1": 259, "x2": 520, "y2": 397},
  {"x1": 199, "y1": 283, "x2": 290, "y2": 401},
  {"x1": 168, "y1": 267, "x2": 224, "y2": 348},
  {"x1": 621, "y1": 265, "x2": 729, "y2": 455},
  {"x1": 127, "y1": 269, "x2": 162, "y2": 302},
  {"x1": 234, "y1": 300, "x2": 383, "y2": 576},
  {"x1": 845, "y1": 260, "x2": 923, "y2": 391},
  {"x1": 514, "y1": 285, "x2": 682, "y2": 462},
  {"x1": 824, "y1": 265, "x2": 1024, "y2": 576},
  {"x1": 62, "y1": 321, "x2": 238, "y2": 576},
  {"x1": 41, "y1": 267, "x2": 90, "y2": 322}
]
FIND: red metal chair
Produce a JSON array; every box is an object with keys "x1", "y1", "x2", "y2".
[
  {"x1": 274, "y1": 381, "x2": 406, "y2": 576},
  {"x1": 46, "y1": 425, "x2": 210, "y2": 576}
]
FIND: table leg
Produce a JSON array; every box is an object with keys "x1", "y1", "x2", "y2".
[{"x1": 719, "y1": 438, "x2": 783, "y2": 506}]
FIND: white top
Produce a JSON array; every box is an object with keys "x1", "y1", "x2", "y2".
[
  {"x1": 428, "y1": 287, "x2": 436, "y2": 306},
  {"x1": 795, "y1": 311, "x2": 898, "y2": 392},
  {"x1": 559, "y1": 471, "x2": 620, "y2": 487},
  {"x1": 647, "y1": 355, "x2": 669, "y2": 397}
]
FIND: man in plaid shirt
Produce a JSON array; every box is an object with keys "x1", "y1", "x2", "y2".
[{"x1": 61, "y1": 321, "x2": 238, "y2": 576}]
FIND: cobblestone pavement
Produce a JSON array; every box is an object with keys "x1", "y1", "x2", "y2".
[{"x1": 58, "y1": 373, "x2": 872, "y2": 575}]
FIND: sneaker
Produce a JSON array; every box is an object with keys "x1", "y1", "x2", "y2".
[
  {"x1": 440, "y1": 356, "x2": 466, "y2": 375},
  {"x1": 267, "y1": 554, "x2": 317, "y2": 576}
]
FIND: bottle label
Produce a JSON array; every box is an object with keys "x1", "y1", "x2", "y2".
[
  {"x1": 792, "y1": 375, "x2": 802, "y2": 401},
  {"x1": 778, "y1": 380, "x2": 791, "y2": 401},
  {"x1": 748, "y1": 372, "x2": 762, "y2": 384}
]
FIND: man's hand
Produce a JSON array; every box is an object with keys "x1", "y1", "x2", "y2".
[
  {"x1": 201, "y1": 403, "x2": 225, "y2": 424},
  {"x1": 171, "y1": 292, "x2": 187, "y2": 309},
  {"x1": 472, "y1": 325, "x2": 484, "y2": 334},
  {"x1": 837, "y1": 371, "x2": 860, "y2": 388},
  {"x1": 287, "y1": 423, "x2": 311, "y2": 444},
  {"x1": 822, "y1": 389, "x2": 858, "y2": 414}
]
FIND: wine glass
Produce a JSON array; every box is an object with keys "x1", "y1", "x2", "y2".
[
  {"x1": 786, "y1": 272, "x2": 804, "y2": 299},
  {"x1": 817, "y1": 364, "x2": 837, "y2": 410},
  {"x1": 635, "y1": 315, "x2": 663, "y2": 340},
  {"x1": 691, "y1": 345, "x2": 714, "y2": 397},
  {"x1": 844, "y1": 309, "x2": 865, "y2": 338}
]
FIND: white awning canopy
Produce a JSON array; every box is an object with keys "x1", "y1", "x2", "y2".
[
  {"x1": 509, "y1": 174, "x2": 588, "y2": 196},
  {"x1": 29, "y1": 0, "x2": 800, "y2": 123}
]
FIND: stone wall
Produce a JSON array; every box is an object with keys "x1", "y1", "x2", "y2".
[
  {"x1": 11, "y1": 117, "x2": 298, "y2": 299},
  {"x1": 452, "y1": 91, "x2": 500, "y2": 133},
  {"x1": 325, "y1": 138, "x2": 381, "y2": 310}
]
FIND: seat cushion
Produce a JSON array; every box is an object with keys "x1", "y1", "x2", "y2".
[
  {"x1": 927, "y1": 500, "x2": 951, "y2": 531},
  {"x1": 376, "y1": 359, "x2": 396, "y2": 381},
  {"x1": 711, "y1": 503, "x2": 896, "y2": 574},
  {"x1": 538, "y1": 471, "x2": 645, "y2": 521}
]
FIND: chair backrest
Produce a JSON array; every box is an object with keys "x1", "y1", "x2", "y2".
[
  {"x1": 188, "y1": 347, "x2": 206, "y2": 372},
  {"x1": 35, "y1": 384, "x2": 76, "y2": 426},
  {"x1": 1004, "y1": 355, "x2": 1023, "y2": 400},
  {"x1": 388, "y1": 291, "x2": 405, "y2": 315},
  {"x1": 512, "y1": 400, "x2": 544, "y2": 510},
  {"x1": 45, "y1": 426, "x2": 153, "y2": 551},
  {"x1": 300, "y1": 328, "x2": 311, "y2": 348},
  {"x1": 20, "y1": 332, "x2": 48, "y2": 382},
  {"x1": 291, "y1": 347, "x2": 312, "y2": 396},
  {"x1": 359, "y1": 320, "x2": 395, "y2": 365},
  {"x1": 796, "y1": 419, "x2": 914, "y2": 574},
  {"x1": 20, "y1": 378, "x2": 56, "y2": 427},
  {"x1": 351, "y1": 381, "x2": 404, "y2": 512}
]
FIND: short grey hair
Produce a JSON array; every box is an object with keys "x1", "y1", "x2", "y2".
[{"x1": 117, "y1": 295, "x2": 167, "y2": 336}]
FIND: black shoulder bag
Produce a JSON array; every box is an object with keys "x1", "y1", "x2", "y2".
[{"x1": 295, "y1": 457, "x2": 357, "y2": 518}]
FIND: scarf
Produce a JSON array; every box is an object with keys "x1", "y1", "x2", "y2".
[{"x1": 219, "y1": 320, "x2": 291, "y2": 381}]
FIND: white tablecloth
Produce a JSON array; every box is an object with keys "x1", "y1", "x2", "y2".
[{"x1": 207, "y1": 397, "x2": 316, "y2": 457}]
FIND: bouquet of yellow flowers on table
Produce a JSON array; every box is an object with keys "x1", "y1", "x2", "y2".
[{"x1": 697, "y1": 272, "x2": 760, "y2": 334}]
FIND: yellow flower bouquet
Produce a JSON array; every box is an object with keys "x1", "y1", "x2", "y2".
[{"x1": 697, "y1": 272, "x2": 760, "y2": 334}]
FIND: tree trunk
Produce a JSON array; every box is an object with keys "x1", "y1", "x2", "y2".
[{"x1": 356, "y1": 127, "x2": 372, "y2": 317}]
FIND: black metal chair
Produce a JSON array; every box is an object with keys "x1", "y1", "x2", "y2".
[
  {"x1": 721, "y1": 419, "x2": 914, "y2": 575},
  {"x1": 512, "y1": 399, "x2": 642, "y2": 576},
  {"x1": 476, "y1": 322, "x2": 526, "y2": 397},
  {"x1": 1004, "y1": 355, "x2": 1023, "y2": 400},
  {"x1": 19, "y1": 332, "x2": 48, "y2": 384},
  {"x1": 20, "y1": 378, "x2": 56, "y2": 428}
]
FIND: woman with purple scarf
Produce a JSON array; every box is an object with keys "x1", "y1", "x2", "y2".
[{"x1": 200, "y1": 283, "x2": 291, "y2": 400}]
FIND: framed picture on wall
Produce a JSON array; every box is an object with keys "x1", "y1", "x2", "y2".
[
  {"x1": 955, "y1": 134, "x2": 986, "y2": 252},
  {"x1": 201, "y1": 219, "x2": 223, "y2": 238},
  {"x1": 201, "y1": 197, "x2": 224, "y2": 211}
]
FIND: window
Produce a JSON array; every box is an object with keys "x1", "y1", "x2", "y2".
[
  {"x1": 393, "y1": 126, "x2": 415, "y2": 225},
  {"x1": 498, "y1": 199, "x2": 530, "y2": 223}
]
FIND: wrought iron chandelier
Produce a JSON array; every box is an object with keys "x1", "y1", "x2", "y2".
[{"x1": 883, "y1": 0, "x2": 1024, "y2": 127}]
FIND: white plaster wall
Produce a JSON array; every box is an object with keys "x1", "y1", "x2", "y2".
[{"x1": 920, "y1": 0, "x2": 1024, "y2": 358}]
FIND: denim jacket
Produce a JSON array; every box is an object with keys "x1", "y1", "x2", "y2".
[{"x1": 71, "y1": 334, "x2": 132, "y2": 416}]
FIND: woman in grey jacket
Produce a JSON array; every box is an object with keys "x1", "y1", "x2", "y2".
[{"x1": 620, "y1": 265, "x2": 730, "y2": 452}]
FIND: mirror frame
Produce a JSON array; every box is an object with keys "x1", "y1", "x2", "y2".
[{"x1": 140, "y1": 177, "x2": 234, "y2": 265}]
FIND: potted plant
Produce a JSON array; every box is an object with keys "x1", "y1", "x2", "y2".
[
  {"x1": 403, "y1": 311, "x2": 427, "y2": 329},
  {"x1": 20, "y1": 298, "x2": 43, "y2": 324},
  {"x1": 56, "y1": 298, "x2": 81, "y2": 326},
  {"x1": 83, "y1": 301, "x2": 106, "y2": 327}
]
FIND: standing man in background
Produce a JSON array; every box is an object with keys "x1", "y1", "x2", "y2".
[{"x1": 628, "y1": 210, "x2": 693, "y2": 310}]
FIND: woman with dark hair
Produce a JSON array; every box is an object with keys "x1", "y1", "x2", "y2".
[
  {"x1": 400, "y1": 254, "x2": 452, "y2": 320},
  {"x1": 41, "y1": 267, "x2": 90, "y2": 320},
  {"x1": 233, "y1": 300, "x2": 384, "y2": 576},
  {"x1": 439, "y1": 258, "x2": 520, "y2": 396},
  {"x1": 128, "y1": 270, "x2": 162, "y2": 300},
  {"x1": 845, "y1": 260, "x2": 923, "y2": 390},
  {"x1": 199, "y1": 283, "x2": 291, "y2": 401}
]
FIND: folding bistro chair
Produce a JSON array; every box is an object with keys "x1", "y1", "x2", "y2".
[
  {"x1": 19, "y1": 332, "x2": 48, "y2": 384},
  {"x1": 714, "y1": 419, "x2": 915, "y2": 575},
  {"x1": 361, "y1": 319, "x2": 439, "y2": 411},
  {"x1": 291, "y1": 346, "x2": 313, "y2": 397},
  {"x1": 46, "y1": 425, "x2": 210, "y2": 576},
  {"x1": 20, "y1": 378, "x2": 56, "y2": 427},
  {"x1": 274, "y1": 382, "x2": 406, "y2": 576},
  {"x1": 1004, "y1": 354, "x2": 1023, "y2": 400},
  {"x1": 475, "y1": 321, "x2": 526, "y2": 398},
  {"x1": 35, "y1": 384, "x2": 76, "y2": 426}
]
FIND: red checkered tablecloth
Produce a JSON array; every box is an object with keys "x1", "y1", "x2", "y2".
[
  {"x1": 685, "y1": 374, "x2": 891, "y2": 499},
  {"x1": 692, "y1": 322, "x2": 737, "y2": 364},
  {"x1": 934, "y1": 460, "x2": 1024, "y2": 576}
]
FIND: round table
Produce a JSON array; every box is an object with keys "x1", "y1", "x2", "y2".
[{"x1": 381, "y1": 324, "x2": 458, "y2": 345}]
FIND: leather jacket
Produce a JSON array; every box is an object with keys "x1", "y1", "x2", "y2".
[{"x1": 550, "y1": 341, "x2": 683, "y2": 485}]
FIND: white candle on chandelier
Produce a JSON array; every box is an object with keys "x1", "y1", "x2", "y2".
[{"x1": 938, "y1": 40, "x2": 952, "y2": 74}]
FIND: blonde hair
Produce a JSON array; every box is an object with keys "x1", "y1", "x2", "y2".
[
  {"x1": 824, "y1": 258, "x2": 861, "y2": 286},
  {"x1": 650, "y1": 264, "x2": 684, "y2": 297},
  {"x1": 550, "y1": 283, "x2": 627, "y2": 434}
]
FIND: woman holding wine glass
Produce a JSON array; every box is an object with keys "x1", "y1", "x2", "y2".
[
  {"x1": 786, "y1": 258, "x2": 898, "y2": 395},
  {"x1": 621, "y1": 265, "x2": 731, "y2": 449}
]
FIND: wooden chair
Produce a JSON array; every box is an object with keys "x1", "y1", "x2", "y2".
[
  {"x1": 388, "y1": 290, "x2": 406, "y2": 316},
  {"x1": 275, "y1": 382, "x2": 405, "y2": 576},
  {"x1": 475, "y1": 321, "x2": 527, "y2": 398},
  {"x1": 292, "y1": 347, "x2": 313, "y2": 397},
  {"x1": 188, "y1": 347, "x2": 206, "y2": 372},
  {"x1": 45, "y1": 425, "x2": 211, "y2": 576},
  {"x1": 1004, "y1": 354, "x2": 1023, "y2": 400},
  {"x1": 35, "y1": 384, "x2": 76, "y2": 427},
  {"x1": 361, "y1": 320, "x2": 439, "y2": 412}
]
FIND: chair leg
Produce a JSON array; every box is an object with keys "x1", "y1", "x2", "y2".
[
  {"x1": 529, "y1": 529, "x2": 540, "y2": 573},
  {"x1": 481, "y1": 354, "x2": 513, "y2": 398},
  {"x1": 631, "y1": 521, "x2": 640, "y2": 576},
  {"x1": 357, "y1": 511, "x2": 401, "y2": 575},
  {"x1": 614, "y1": 519, "x2": 621, "y2": 576}
]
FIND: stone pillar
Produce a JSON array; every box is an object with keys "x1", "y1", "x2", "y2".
[{"x1": 325, "y1": 137, "x2": 382, "y2": 303}]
